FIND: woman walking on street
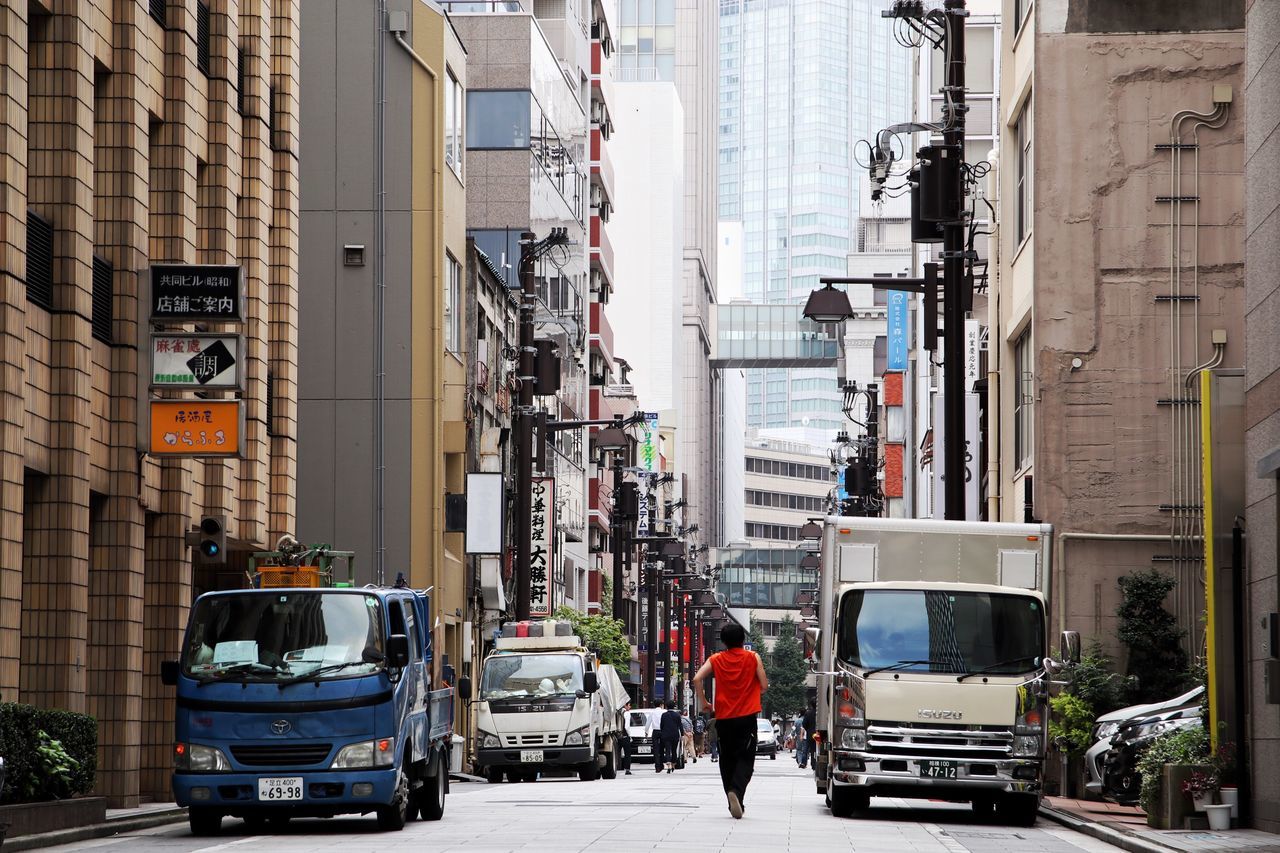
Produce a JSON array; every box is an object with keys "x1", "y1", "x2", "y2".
[{"x1": 693, "y1": 623, "x2": 768, "y2": 819}]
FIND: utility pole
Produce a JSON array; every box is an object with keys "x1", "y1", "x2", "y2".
[
  {"x1": 941, "y1": 0, "x2": 968, "y2": 521},
  {"x1": 646, "y1": 556, "x2": 658, "y2": 702},
  {"x1": 514, "y1": 231, "x2": 537, "y2": 620},
  {"x1": 611, "y1": 451, "x2": 626, "y2": 621}
]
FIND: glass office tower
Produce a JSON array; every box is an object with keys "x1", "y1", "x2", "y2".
[{"x1": 719, "y1": 0, "x2": 910, "y2": 432}]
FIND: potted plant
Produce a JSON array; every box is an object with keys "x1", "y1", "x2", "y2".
[
  {"x1": 1049, "y1": 693, "x2": 1095, "y2": 799},
  {"x1": 1213, "y1": 738, "x2": 1239, "y2": 820},
  {"x1": 1180, "y1": 769, "x2": 1218, "y2": 812}
]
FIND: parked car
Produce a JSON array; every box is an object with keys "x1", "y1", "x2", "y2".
[
  {"x1": 1084, "y1": 686, "x2": 1204, "y2": 804},
  {"x1": 626, "y1": 709, "x2": 685, "y2": 768},
  {"x1": 756, "y1": 718, "x2": 778, "y2": 759}
]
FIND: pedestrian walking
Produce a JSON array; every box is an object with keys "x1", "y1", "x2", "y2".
[
  {"x1": 693, "y1": 623, "x2": 768, "y2": 819},
  {"x1": 693, "y1": 712, "x2": 707, "y2": 757},
  {"x1": 797, "y1": 700, "x2": 817, "y2": 769},
  {"x1": 658, "y1": 700, "x2": 683, "y2": 773},
  {"x1": 681, "y1": 712, "x2": 697, "y2": 764},
  {"x1": 706, "y1": 714, "x2": 719, "y2": 762},
  {"x1": 618, "y1": 726, "x2": 633, "y2": 775}
]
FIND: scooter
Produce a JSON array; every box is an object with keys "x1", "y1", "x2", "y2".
[{"x1": 1083, "y1": 686, "x2": 1204, "y2": 804}]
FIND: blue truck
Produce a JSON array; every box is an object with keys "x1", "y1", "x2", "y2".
[{"x1": 160, "y1": 570, "x2": 454, "y2": 836}]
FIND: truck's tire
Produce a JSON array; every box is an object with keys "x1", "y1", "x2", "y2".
[
  {"x1": 600, "y1": 748, "x2": 618, "y2": 780},
  {"x1": 578, "y1": 758, "x2": 601, "y2": 781},
  {"x1": 827, "y1": 784, "x2": 870, "y2": 818},
  {"x1": 971, "y1": 796, "x2": 997, "y2": 820},
  {"x1": 484, "y1": 767, "x2": 504, "y2": 784},
  {"x1": 996, "y1": 793, "x2": 1039, "y2": 827},
  {"x1": 418, "y1": 758, "x2": 447, "y2": 821},
  {"x1": 376, "y1": 769, "x2": 411, "y2": 831},
  {"x1": 189, "y1": 807, "x2": 222, "y2": 836}
]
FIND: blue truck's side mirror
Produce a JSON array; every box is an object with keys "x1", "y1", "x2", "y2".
[
  {"x1": 387, "y1": 634, "x2": 410, "y2": 669},
  {"x1": 583, "y1": 671, "x2": 599, "y2": 693},
  {"x1": 160, "y1": 660, "x2": 179, "y2": 686}
]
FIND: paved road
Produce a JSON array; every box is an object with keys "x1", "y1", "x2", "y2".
[{"x1": 45, "y1": 755, "x2": 1126, "y2": 853}]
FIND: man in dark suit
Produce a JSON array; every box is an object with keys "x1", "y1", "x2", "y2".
[{"x1": 658, "y1": 700, "x2": 683, "y2": 773}]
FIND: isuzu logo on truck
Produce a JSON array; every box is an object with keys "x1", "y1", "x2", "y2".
[{"x1": 918, "y1": 709, "x2": 963, "y2": 720}]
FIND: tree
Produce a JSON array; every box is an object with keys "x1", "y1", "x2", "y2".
[
  {"x1": 763, "y1": 616, "x2": 807, "y2": 719},
  {"x1": 1116, "y1": 569, "x2": 1192, "y2": 704},
  {"x1": 552, "y1": 606, "x2": 631, "y2": 673},
  {"x1": 747, "y1": 618, "x2": 768, "y2": 661}
]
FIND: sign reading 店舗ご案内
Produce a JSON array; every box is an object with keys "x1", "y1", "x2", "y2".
[{"x1": 150, "y1": 264, "x2": 243, "y2": 321}]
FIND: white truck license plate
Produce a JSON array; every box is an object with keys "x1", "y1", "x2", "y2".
[
  {"x1": 258, "y1": 776, "x2": 303, "y2": 801},
  {"x1": 520, "y1": 750, "x2": 543, "y2": 763}
]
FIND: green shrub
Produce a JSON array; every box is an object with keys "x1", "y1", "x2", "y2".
[
  {"x1": 0, "y1": 703, "x2": 97, "y2": 803},
  {"x1": 1068, "y1": 644, "x2": 1128, "y2": 716},
  {"x1": 1117, "y1": 569, "x2": 1193, "y2": 704},
  {"x1": 1049, "y1": 693, "x2": 1095, "y2": 756},
  {"x1": 552, "y1": 607, "x2": 631, "y2": 673},
  {"x1": 1135, "y1": 724, "x2": 1208, "y2": 813}
]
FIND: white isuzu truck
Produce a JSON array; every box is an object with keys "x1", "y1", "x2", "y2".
[
  {"x1": 473, "y1": 620, "x2": 628, "y2": 783},
  {"x1": 812, "y1": 517, "x2": 1078, "y2": 825}
]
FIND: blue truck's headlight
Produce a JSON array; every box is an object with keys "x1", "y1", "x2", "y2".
[
  {"x1": 331, "y1": 738, "x2": 396, "y2": 768},
  {"x1": 175, "y1": 743, "x2": 230, "y2": 772}
]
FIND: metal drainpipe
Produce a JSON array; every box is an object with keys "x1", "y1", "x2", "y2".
[
  {"x1": 1053, "y1": 532, "x2": 1201, "y2": 639},
  {"x1": 374, "y1": 0, "x2": 387, "y2": 584}
]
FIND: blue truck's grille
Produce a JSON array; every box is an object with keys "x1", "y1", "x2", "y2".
[{"x1": 231, "y1": 743, "x2": 333, "y2": 766}]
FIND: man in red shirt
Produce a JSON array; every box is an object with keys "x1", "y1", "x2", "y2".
[{"x1": 692, "y1": 623, "x2": 768, "y2": 819}]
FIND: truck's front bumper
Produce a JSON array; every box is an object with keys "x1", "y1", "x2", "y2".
[
  {"x1": 828, "y1": 750, "x2": 1042, "y2": 796},
  {"x1": 474, "y1": 744, "x2": 593, "y2": 770},
  {"x1": 174, "y1": 767, "x2": 397, "y2": 815}
]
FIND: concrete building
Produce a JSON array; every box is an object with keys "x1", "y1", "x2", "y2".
[
  {"x1": 0, "y1": 0, "x2": 299, "y2": 804},
  {"x1": 990, "y1": 1, "x2": 1244, "y2": 671},
  {"x1": 1244, "y1": 0, "x2": 1280, "y2": 833},
  {"x1": 719, "y1": 0, "x2": 910, "y2": 437},
  {"x1": 298, "y1": 2, "x2": 469, "y2": 675},
  {"x1": 448, "y1": 2, "x2": 593, "y2": 615},
  {"x1": 615, "y1": 0, "x2": 721, "y2": 551},
  {"x1": 741, "y1": 431, "x2": 834, "y2": 546}
]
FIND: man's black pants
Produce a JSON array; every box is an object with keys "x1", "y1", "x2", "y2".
[
  {"x1": 656, "y1": 735, "x2": 679, "y2": 767},
  {"x1": 715, "y1": 714, "x2": 758, "y2": 804}
]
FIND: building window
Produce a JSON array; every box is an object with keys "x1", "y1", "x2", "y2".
[
  {"x1": 1014, "y1": 330, "x2": 1033, "y2": 469},
  {"x1": 150, "y1": 0, "x2": 166, "y2": 27},
  {"x1": 445, "y1": 254, "x2": 462, "y2": 352},
  {"x1": 91, "y1": 255, "x2": 113, "y2": 343},
  {"x1": 466, "y1": 90, "x2": 531, "y2": 149},
  {"x1": 237, "y1": 46, "x2": 245, "y2": 115},
  {"x1": 266, "y1": 370, "x2": 277, "y2": 436},
  {"x1": 269, "y1": 84, "x2": 278, "y2": 150},
  {"x1": 25, "y1": 210, "x2": 53, "y2": 310},
  {"x1": 196, "y1": 1, "x2": 211, "y2": 77},
  {"x1": 1013, "y1": 0, "x2": 1031, "y2": 34},
  {"x1": 446, "y1": 71, "x2": 463, "y2": 177},
  {"x1": 1014, "y1": 98, "x2": 1032, "y2": 246}
]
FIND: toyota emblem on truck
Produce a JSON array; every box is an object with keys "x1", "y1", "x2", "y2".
[
  {"x1": 918, "y1": 709, "x2": 963, "y2": 720},
  {"x1": 271, "y1": 719, "x2": 292, "y2": 734}
]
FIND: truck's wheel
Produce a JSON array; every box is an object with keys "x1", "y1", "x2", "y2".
[
  {"x1": 189, "y1": 807, "x2": 222, "y2": 836},
  {"x1": 578, "y1": 759, "x2": 600, "y2": 781},
  {"x1": 827, "y1": 784, "x2": 870, "y2": 818},
  {"x1": 419, "y1": 761, "x2": 447, "y2": 821},
  {"x1": 600, "y1": 749, "x2": 618, "y2": 780},
  {"x1": 485, "y1": 767, "x2": 504, "y2": 784},
  {"x1": 971, "y1": 796, "x2": 997, "y2": 821},
  {"x1": 996, "y1": 793, "x2": 1039, "y2": 827},
  {"x1": 376, "y1": 769, "x2": 410, "y2": 831}
]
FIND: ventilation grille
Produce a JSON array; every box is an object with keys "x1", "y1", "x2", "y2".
[
  {"x1": 92, "y1": 255, "x2": 113, "y2": 343},
  {"x1": 25, "y1": 211, "x2": 53, "y2": 310},
  {"x1": 266, "y1": 370, "x2": 276, "y2": 436},
  {"x1": 196, "y1": 2, "x2": 211, "y2": 76},
  {"x1": 236, "y1": 46, "x2": 244, "y2": 115},
  {"x1": 149, "y1": 0, "x2": 166, "y2": 27}
]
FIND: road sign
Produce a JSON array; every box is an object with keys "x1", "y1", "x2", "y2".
[
  {"x1": 150, "y1": 334, "x2": 240, "y2": 388},
  {"x1": 150, "y1": 264, "x2": 243, "y2": 321},
  {"x1": 149, "y1": 400, "x2": 242, "y2": 457}
]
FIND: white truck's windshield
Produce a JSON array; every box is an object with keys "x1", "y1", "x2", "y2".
[
  {"x1": 480, "y1": 654, "x2": 583, "y2": 700},
  {"x1": 837, "y1": 589, "x2": 1044, "y2": 675},
  {"x1": 182, "y1": 592, "x2": 385, "y2": 682}
]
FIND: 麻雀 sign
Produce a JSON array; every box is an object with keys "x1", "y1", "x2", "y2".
[{"x1": 151, "y1": 334, "x2": 240, "y2": 388}]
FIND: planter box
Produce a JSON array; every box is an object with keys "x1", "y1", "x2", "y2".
[
  {"x1": 1150, "y1": 764, "x2": 1211, "y2": 830},
  {"x1": 0, "y1": 798, "x2": 106, "y2": 839}
]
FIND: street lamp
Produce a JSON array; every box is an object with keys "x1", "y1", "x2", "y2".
[
  {"x1": 800, "y1": 553, "x2": 820, "y2": 570},
  {"x1": 801, "y1": 282, "x2": 855, "y2": 323},
  {"x1": 799, "y1": 520, "x2": 823, "y2": 542}
]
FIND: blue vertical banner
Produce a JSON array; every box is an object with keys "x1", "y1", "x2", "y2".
[{"x1": 887, "y1": 290, "x2": 909, "y2": 371}]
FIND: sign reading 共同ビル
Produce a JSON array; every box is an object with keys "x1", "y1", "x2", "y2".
[{"x1": 150, "y1": 264, "x2": 243, "y2": 321}]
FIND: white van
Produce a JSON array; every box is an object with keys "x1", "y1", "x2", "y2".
[{"x1": 626, "y1": 708, "x2": 684, "y2": 767}]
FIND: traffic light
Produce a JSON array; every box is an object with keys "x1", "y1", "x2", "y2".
[{"x1": 188, "y1": 515, "x2": 227, "y2": 565}]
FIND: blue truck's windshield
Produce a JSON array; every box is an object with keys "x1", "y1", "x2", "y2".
[
  {"x1": 837, "y1": 589, "x2": 1044, "y2": 675},
  {"x1": 479, "y1": 653, "x2": 583, "y2": 700},
  {"x1": 183, "y1": 592, "x2": 385, "y2": 682}
]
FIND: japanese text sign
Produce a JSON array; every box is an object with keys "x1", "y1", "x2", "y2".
[
  {"x1": 149, "y1": 400, "x2": 242, "y2": 457},
  {"x1": 150, "y1": 264, "x2": 242, "y2": 321},
  {"x1": 528, "y1": 477, "x2": 555, "y2": 617},
  {"x1": 887, "y1": 290, "x2": 909, "y2": 372},
  {"x1": 150, "y1": 334, "x2": 240, "y2": 388},
  {"x1": 638, "y1": 413, "x2": 660, "y2": 473}
]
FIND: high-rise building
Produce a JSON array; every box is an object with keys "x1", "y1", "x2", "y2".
[
  {"x1": 719, "y1": 0, "x2": 910, "y2": 435},
  {"x1": 616, "y1": 0, "x2": 720, "y2": 550}
]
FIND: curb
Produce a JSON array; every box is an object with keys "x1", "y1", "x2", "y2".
[
  {"x1": 1039, "y1": 804, "x2": 1181, "y2": 853},
  {"x1": 3, "y1": 807, "x2": 188, "y2": 852},
  {"x1": 449, "y1": 772, "x2": 488, "y2": 784}
]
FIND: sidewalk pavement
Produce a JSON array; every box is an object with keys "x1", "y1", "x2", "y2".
[
  {"x1": 1041, "y1": 796, "x2": 1280, "y2": 853},
  {"x1": 3, "y1": 802, "x2": 187, "y2": 852}
]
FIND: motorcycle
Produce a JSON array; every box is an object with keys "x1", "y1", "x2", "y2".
[{"x1": 1083, "y1": 686, "x2": 1204, "y2": 804}]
